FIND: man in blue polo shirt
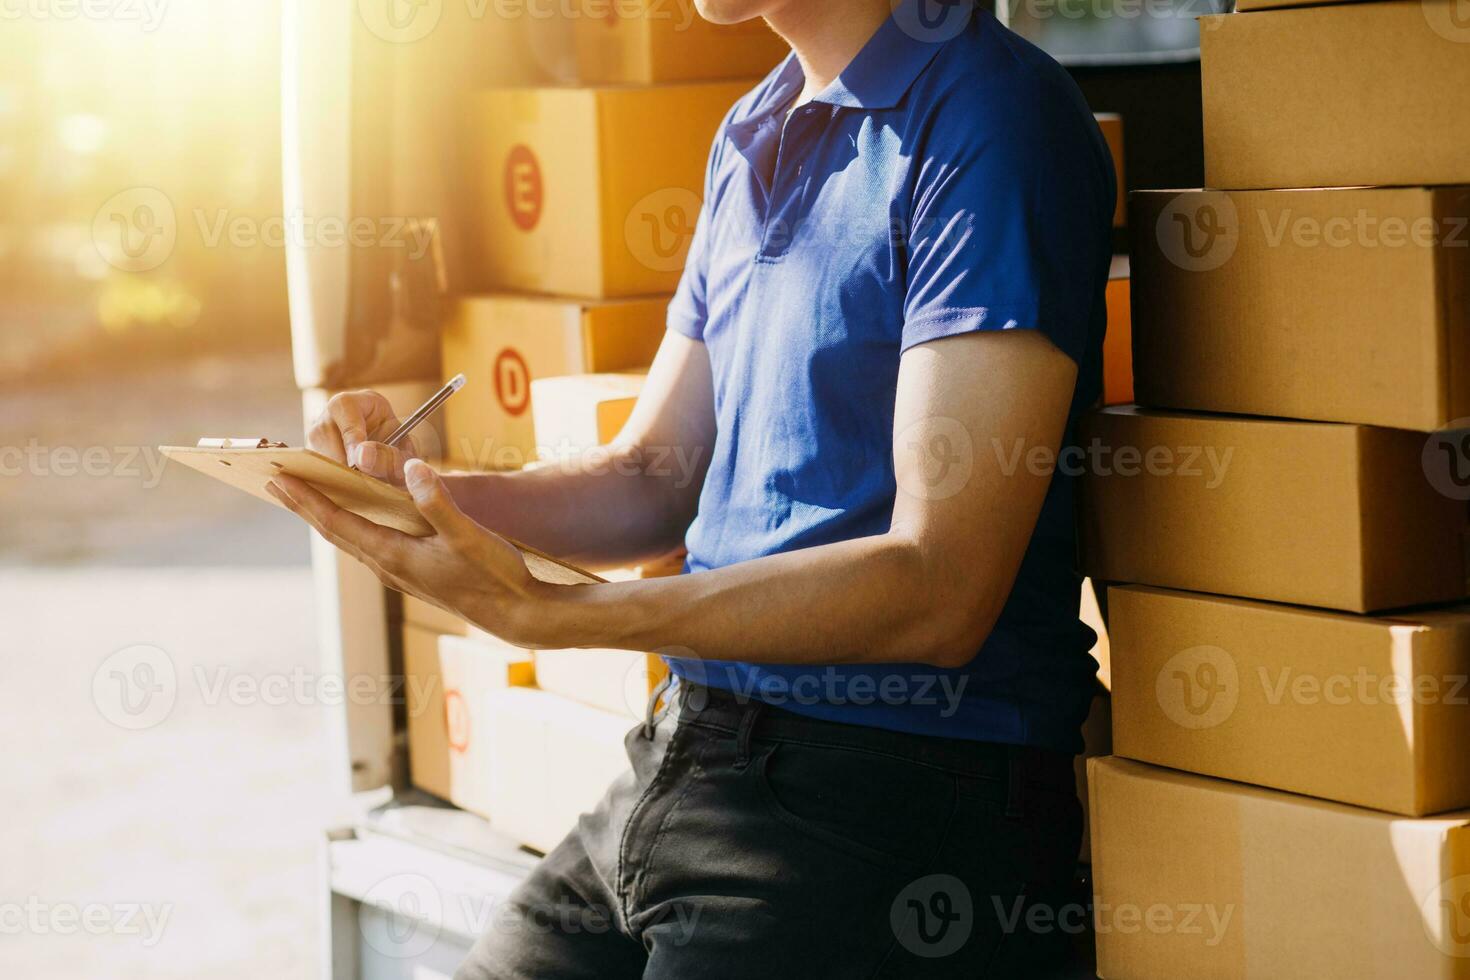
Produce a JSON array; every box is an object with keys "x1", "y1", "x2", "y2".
[{"x1": 282, "y1": 0, "x2": 1114, "y2": 974}]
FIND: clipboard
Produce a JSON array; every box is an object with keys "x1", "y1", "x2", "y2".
[{"x1": 160, "y1": 440, "x2": 602, "y2": 586}]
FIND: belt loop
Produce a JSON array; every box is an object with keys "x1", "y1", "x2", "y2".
[
  {"x1": 1004, "y1": 745, "x2": 1025, "y2": 820},
  {"x1": 733, "y1": 702, "x2": 763, "y2": 770},
  {"x1": 642, "y1": 671, "x2": 674, "y2": 740}
]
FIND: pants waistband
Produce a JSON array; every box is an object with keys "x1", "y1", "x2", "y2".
[{"x1": 667, "y1": 681, "x2": 1075, "y2": 792}]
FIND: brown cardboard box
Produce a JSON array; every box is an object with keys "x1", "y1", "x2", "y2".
[
  {"x1": 1102, "y1": 258, "x2": 1132, "y2": 407},
  {"x1": 1234, "y1": 0, "x2": 1369, "y2": 10},
  {"x1": 403, "y1": 626, "x2": 533, "y2": 809},
  {"x1": 484, "y1": 686, "x2": 635, "y2": 853},
  {"x1": 1130, "y1": 186, "x2": 1470, "y2": 432},
  {"x1": 531, "y1": 372, "x2": 645, "y2": 459},
  {"x1": 470, "y1": 81, "x2": 750, "y2": 297},
  {"x1": 441, "y1": 295, "x2": 666, "y2": 468},
  {"x1": 1089, "y1": 756, "x2": 1470, "y2": 979},
  {"x1": 574, "y1": 0, "x2": 787, "y2": 84},
  {"x1": 1077, "y1": 407, "x2": 1468, "y2": 613},
  {"x1": 1202, "y1": 2, "x2": 1470, "y2": 190},
  {"x1": 1109, "y1": 585, "x2": 1470, "y2": 816}
]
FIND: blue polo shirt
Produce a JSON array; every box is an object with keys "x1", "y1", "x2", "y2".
[{"x1": 664, "y1": 5, "x2": 1114, "y2": 753}]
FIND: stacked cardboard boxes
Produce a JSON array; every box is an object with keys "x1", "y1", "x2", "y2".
[
  {"x1": 1082, "y1": 5, "x2": 1470, "y2": 976},
  {"x1": 399, "y1": 3, "x2": 784, "y2": 850}
]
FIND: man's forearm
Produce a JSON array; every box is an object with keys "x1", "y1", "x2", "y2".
[
  {"x1": 517, "y1": 530, "x2": 999, "y2": 670},
  {"x1": 440, "y1": 445, "x2": 698, "y2": 570}
]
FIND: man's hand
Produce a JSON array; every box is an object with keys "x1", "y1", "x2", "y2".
[
  {"x1": 267, "y1": 459, "x2": 547, "y2": 646},
  {"x1": 307, "y1": 390, "x2": 421, "y2": 488}
]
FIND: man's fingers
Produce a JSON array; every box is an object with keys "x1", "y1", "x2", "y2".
[
  {"x1": 269, "y1": 474, "x2": 405, "y2": 560},
  {"x1": 404, "y1": 459, "x2": 468, "y2": 539},
  {"x1": 327, "y1": 391, "x2": 401, "y2": 465},
  {"x1": 355, "y1": 441, "x2": 417, "y2": 487}
]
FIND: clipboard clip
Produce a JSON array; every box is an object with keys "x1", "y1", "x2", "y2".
[{"x1": 196, "y1": 437, "x2": 289, "y2": 449}]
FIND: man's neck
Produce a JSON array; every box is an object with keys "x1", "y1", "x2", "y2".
[{"x1": 763, "y1": 0, "x2": 894, "y2": 106}]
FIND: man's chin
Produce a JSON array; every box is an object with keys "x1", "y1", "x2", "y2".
[{"x1": 692, "y1": 0, "x2": 771, "y2": 26}]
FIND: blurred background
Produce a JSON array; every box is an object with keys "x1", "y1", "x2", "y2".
[{"x1": 0, "y1": 0, "x2": 1209, "y2": 976}]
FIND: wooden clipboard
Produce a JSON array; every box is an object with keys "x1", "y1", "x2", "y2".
[{"x1": 160, "y1": 443, "x2": 602, "y2": 586}]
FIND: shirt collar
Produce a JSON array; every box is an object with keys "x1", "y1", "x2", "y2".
[{"x1": 727, "y1": 0, "x2": 954, "y2": 148}]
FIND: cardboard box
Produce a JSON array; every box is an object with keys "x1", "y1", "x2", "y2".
[
  {"x1": 531, "y1": 373, "x2": 645, "y2": 459},
  {"x1": 532, "y1": 649, "x2": 668, "y2": 720},
  {"x1": 1102, "y1": 258, "x2": 1132, "y2": 407},
  {"x1": 470, "y1": 81, "x2": 750, "y2": 298},
  {"x1": 1075, "y1": 690, "x2": 1112, "y2": 864},
  {"x1": 574, "y1": 0, "x2": 787, "y2": 84},
  {"x1": 1089, "y1": 756, "x2": 1470, "y2": 979},
  {"x1": 440, "y1": 294, "x2": 666, "y2": 468},
  {"x1": 1110, "y1": 585, "x2": 1470, "y2": 816},
  {"x1": 403, "y1": 627, "x2": 533, "y2": 809},
  {"x1": 485, "y1": 687, "x2": 634, "y2": 853},
  {"x1": 1202, "y1": 2, "x2": 1470, "y2": 190},
  {"x1": 1234, "y1": 0, "x2": 1367, "y2": 8},
  {"x1": 1131, "y1": 186, "x2": 1470, "y2": 432},
  {"x1": 1077, "y1": 407, "x2": 1468, "y2": 613}
]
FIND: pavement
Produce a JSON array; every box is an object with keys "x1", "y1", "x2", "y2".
[{"x1": 2, "y1": 351, "x2": 344, "y2": 978}]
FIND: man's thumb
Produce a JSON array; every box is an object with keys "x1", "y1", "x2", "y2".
[{"x1": 405, "y1": 459, "x2": 462, "y2": 536}]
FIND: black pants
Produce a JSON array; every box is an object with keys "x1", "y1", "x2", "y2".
[{"x1": 457, "y1": 682, "x2": 1083, "y2": 979}]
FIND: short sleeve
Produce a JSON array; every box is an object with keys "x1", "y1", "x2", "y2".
[
  {"x1": 666, "y1": 198, "x2": 712, "y2": 342},
  {"x1": 900, "y1": 98, "x2": 1113, "y2": 365}
]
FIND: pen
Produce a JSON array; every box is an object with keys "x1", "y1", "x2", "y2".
[{"x1": 376, "y1": 372, "x2": 466, "y2": 454}]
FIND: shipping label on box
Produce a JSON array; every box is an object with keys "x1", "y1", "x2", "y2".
[
  {"x1": 1202, "y1": 1, "x2": 1470, "y2": 190},
  {"x1": 1109, "y1": 585, "x2": 1470, "y2": 816},
  {"x1": 530, "y1": 372, "x2": 646, "y2": 460},
  {"x1": 1089, "y1": 756, "x2": 1470, "y2": 979},
  {"x1": 574, "y1": 0, "x2": 788, "y2": 84},
  {"x1": 1077, "y1": 407, "x2": 1469, "y2": 613},
  {"x1": 1131, "y1": 186, "x2": 1470, "y2": 432},
  {"x1": 470, "y1": 81, "x2": 751, "y2": 298},
  {"x1": 441, "y1": 294, "x2": 666, "y2": 468}
]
